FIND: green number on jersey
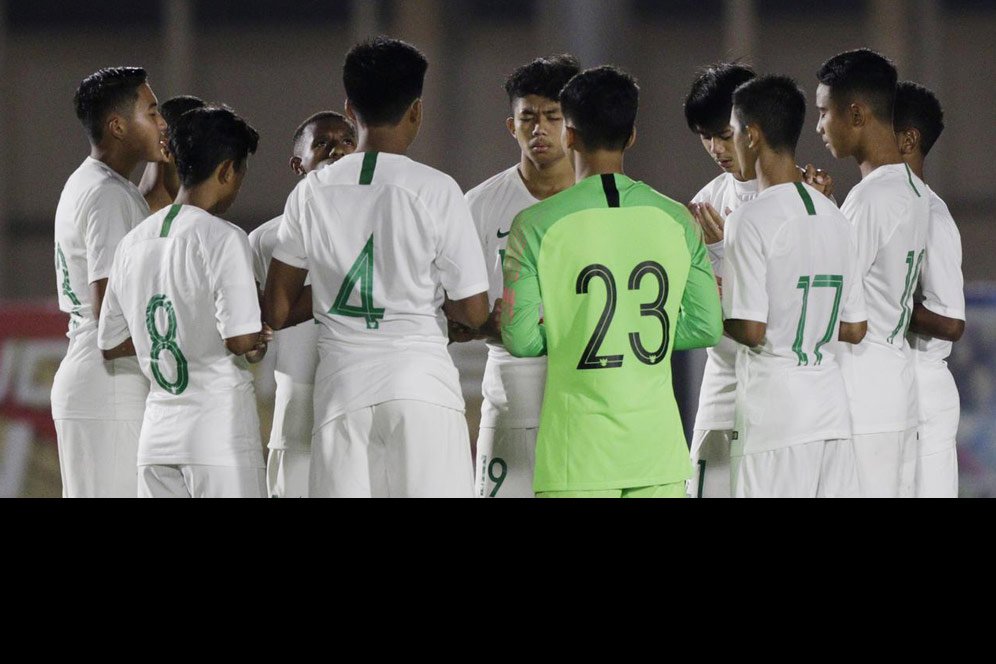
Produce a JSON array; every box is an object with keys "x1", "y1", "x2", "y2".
[
  {"x1": 792, "y1": 274, "x2": 844, "y2": 366},
  {"x1": 145, "y1": 294, "x2": 189, "y2": 395},
  {"x1": 888, "y1": 250, "x2": 925, "y2": 344},
  {"x1": 575, "y1": 261, "x2": 671, "y2": 370},
  {"x1": 56, "y1": 243, "x2": 81, "y2": 306},
  {"x1": 488, "y1": 457, "x2": 508, "y2": 497},
  {"x1": 329, "y1": 234, "x2": 385, "y2": 330}
]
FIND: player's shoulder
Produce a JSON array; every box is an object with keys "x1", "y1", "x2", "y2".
[
  {"x1": 465, "y1": 166, "x2": 518, "y2": 205},
  {"x1": 691, "y1": 172, "x2": 730, "y2": 204},
  {"x1": 248, "y1": 215, "x2": 282, "y2": 246},
  {"x1": 925, "y1": 186, "x2": 961, "y2": 241}
]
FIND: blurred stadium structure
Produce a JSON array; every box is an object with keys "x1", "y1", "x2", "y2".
[{"x1": 0, "y1": 0, "x2": 992, "y2": 496}]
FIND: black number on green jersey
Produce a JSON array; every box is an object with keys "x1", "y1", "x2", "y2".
[
  {"x1": 576, "y1": 264, "x2": 624, "y2": 370},
  {"x1": 627, "y1": 261, "x2": 669, "y2": 365},
  {"x1": 576, "y1": 261, "x2": 671, "y2": 370}
]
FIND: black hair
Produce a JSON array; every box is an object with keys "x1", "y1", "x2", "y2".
[
  {"x1": 169, "y1": 106, "x2": 260, "y2": 188},
  {"x1": 684, "y1": 62, "x2": 756, "y2": 134},
  {"x1": 559, "y1": 66, "x2": 639, "y2": 152},
  {"x1": 160, "y1": 95, "x2": 206, "y2": 129},
  {"x1": 894, "y1": 81, "x2": 945, "y2": 157},
  {"x1": 343, "y1": 37, "x2": 428, "y2": 126},
  {"x1": 73, "y1": 66, "x2": 149, "y2": 143},
  {"x1": 292, "y1": 111, "x2": 356, "y2": 145},
  {"x1": 504, "y1": 54, "x2": 581, "y2": 106},
  {"x1": 817, "y1": 48, "x2": 898, "y2": 124},
  {"x1": 732, "y1": 75, "x2": 807, "y2": 154}
]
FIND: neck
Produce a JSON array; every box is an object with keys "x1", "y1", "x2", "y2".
[
  {"x1": 139, "y1": 163, "x2": 174, "y2": 213},
  {"x1": 90, "y1": 143, "x2": 140, "y2": 181},
  {"x1": 518, "y1": 153, "x2": 575, "y2": 200},
  {"x1": 355, "y1": 124, "x2": 412, "y2": 156},
  {"x1": 854, "y1": 122, "x2": 904, "y2": 178},
  {"x1": 754, "y1": 149, "x2": 801, "y2": 193},
  {"x1": 573, "y1": 149, "x2": 625, "y2": 182},
  {"x1": 905, "y1": 153, "x2": 926, "y2": 182},
  {"x1": 174, "y1": 185, "x2": 222, "y2": 216}
]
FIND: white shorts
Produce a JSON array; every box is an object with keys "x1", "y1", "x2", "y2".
[
  {"x1": 138, "y1": 464, "x2": 266, "y2": 498},
  {"x1": 266, "y1": 448, "x2": 311, "y2": 498},
  {"x1": 474, "y1": 426, "x2": 537, "y2": 498},
  {"x1": 915, "y1": 447, "x2": 958, "y2": 498},
  {"x1": 310, "y1": 400, "x2": 474, "y2": 498},
  {"x1": 850, "y1": 428, "x2": 918, "y2": 498},
  {"x1": 731, "y1": 438, "x2": 858, "y2": 498},
  {"x1": 688, "y1": 429, "x2": 732, "y2": 498},
  {"x1": 54, "y1": 418, "x2": 141, "y2": 498}
]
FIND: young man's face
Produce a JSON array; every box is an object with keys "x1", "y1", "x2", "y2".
[
  {"x1": 729, "y1": 109, "x2": 757, "y2": 181},
  {"x1": 508, "y1": 94, "x2": 567, "y2": 168},
  {"x1": 294, "y1": 119, "x2": 356, "y2": 174},
  {"x1": 123, "y1": 83, "x2": 168, "y2": 163},
  {"x1": 697, "y1": 124, "x2": 741, "y2": 177},
  {"x1": 816, "y1": 83, "x2": 855, "y2": 159}
]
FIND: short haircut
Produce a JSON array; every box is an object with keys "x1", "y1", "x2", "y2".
[
  {"x1": 817, "y1": 48, "x2": 898, "y2": 124},
  {"x1": 504, "y1": 54, "x2": 581, "y2": 105},
  {"x1": 292, "y1": 111, "x2": 356, "y2": 146},
  {"x1": 559, "y1": 66, "x2": 639, "y2": 152},
  {"x1": 160, "y1": 95, "x2": 206, "y2": 129},
  {"x1": 169, "y1": 106, "x2": 260, "y2": 188},
  {"x1": 73, "y1": 66, "x2": 149, "y2": 143},
  {"x1": 732, "y1": 75, "x2": 807, "y2": 154},
  {"x1": 343, "y1": 37, "x2": 428, "y2": 126},
  {"x1": 684, "y1": 62, "x2": 756, "y2": 134},
  {"x1": 894, "y1": 81, "x2": 945, "y2": 157}
]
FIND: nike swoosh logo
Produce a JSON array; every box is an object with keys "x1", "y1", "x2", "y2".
[{"x1": 497, "y1": 229, "x2": 510, "y2": 238}]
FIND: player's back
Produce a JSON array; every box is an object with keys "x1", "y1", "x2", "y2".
[
  {"x1": 106, "y1": 204, "x2": 262, "y2": 465},
  {"x1": 274, "y1": 151, "x2": 488, "y2": 427},
  {"x1": 724, "y1": 182, "x2": 860, "y2": 450},
  {"x1": 839, "y1": 163, "x2": 931, "y2": 434},
  {"x1": 514, "y1": 173, "x2": 699, "y2": 491}
]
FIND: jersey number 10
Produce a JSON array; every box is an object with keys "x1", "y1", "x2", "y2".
[{"x1": 575, "y1": 261, "x2": 670, "y2": 370}]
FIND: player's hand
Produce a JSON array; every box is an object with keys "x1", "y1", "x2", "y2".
[
  {"x1": 689, "y1": 202, "x2": 725, "y2": 244},
  {"x1": 801, "y1": 163, "x2": 834, "y2": 199},
  {"x1": 245, "y1": 324, "x2": 272, "y2": 363},
  {"x1": 480, "y1": 298, "x2": 503, "y2": 342},
  {"x1": 447, "y1": 319, "x2": 480, "y2": 344}
]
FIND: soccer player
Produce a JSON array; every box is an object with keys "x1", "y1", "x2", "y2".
[
  {"x1": 139, "y1": 95, "x2": 206, "y2": 212},
  {"x1": 249, "y1": 111, "x2": 356, "y2": 498},
  {"x1": 816, "y1": 49, "x2": 931, "y2": 497},
  {"x1": 264, "y1": 37, "x2": 489, "y2": 498},
  {"x1": 52, "y1": 67, "x2": 166, "y2": 497},
  {"x1": 461, "y1": 54, "x2": 579, "y2": 498},
  {"x1": 98, "y1": 106, "x2": 268, "y2": 498},
  {"x1": 723, "y1": 75, "x2": 867, "y2": 497},
  {"x1": 894, "y1": 81, "x2": 965, "y2": 498},
  {"x1": 501, "y1": 66, "x2": 723, "y2": 498}
]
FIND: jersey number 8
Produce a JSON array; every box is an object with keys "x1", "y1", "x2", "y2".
[{"x1": 145, "y1": 294, "x2": 189, "y2": 395}]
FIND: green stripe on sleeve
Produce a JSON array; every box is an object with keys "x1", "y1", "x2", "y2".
[
  {"x1": 160, "y1": 204, "x2": 181, "y2": 237},
  {"x1": 359, "y1": 152, "x2": 378, "y2": 185},
  {"x1": 793, "y1": 182, "x2": 817, "y2": 216}
]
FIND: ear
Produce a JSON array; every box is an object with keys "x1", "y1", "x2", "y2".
[
  {"x1": 849, "y1": 102, "x2": 865, "y2": 128},
  {"x1": 217, "y1": 158, "x2": 236, "y2": 185},
  {"x1": 506, "y1": 116, "x2": 515, "y2": 138},
  {"x1": 289, "y1": 156, "x2": 305, "y2": 176},
  {"x1": 564, "y1": 125, "x2": 578, "y2": 152},
  {"x1": 625, "y1": 126, "x2": 637, "y2": 150},
  {"x1": 746, "y1": 124, "x2": 760, "y2": 150},
  {"x1": 344, "y1": 99, "x2": 358, "y2": 125},
  {"x1": 107, "y1": 113, "x2": 127, "y2": 141},
  {"x1": 409, "y1": 98, "x2": 422, "y2": 126},
  {"x1": 897, "y1": 127, "x2": 920, "y2": 156}
]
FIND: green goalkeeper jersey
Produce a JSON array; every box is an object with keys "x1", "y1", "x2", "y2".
[{"x1": 501, "y1": 173, "x2": 722, "y2": 492}]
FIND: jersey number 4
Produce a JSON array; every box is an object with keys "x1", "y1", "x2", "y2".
[
  {"x1": 576, "y1": 261, "x2": 670, "y2": 370},
  {"x1": 329, "y1": 234, "x2": 385, "y2": 329}
]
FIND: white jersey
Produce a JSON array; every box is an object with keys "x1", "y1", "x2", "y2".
[
  {"x1": 910, "y1": 186, "x2": 965, "y2": 364},
  {"x1": 465, "y1": 165, "x2": 547, "y2": 428},
  {"x1": 691, "y1": 172, "x2": 758, "y2": 430},
  {"x1": 273, "y1": 151, "x2": 489, "y2": 429},
  {"x1": 249, "y1": 215, "x2": 319, "y2": 450},
  {"x1": 839, "y1": 163, "x2": 931, "y2": 434},
  {"x1": 723, "y1": 182, "x2": 865, "y2": 452},
  {"x1": 98, "y1": 204, "x2": 264, "y2": 467},
  {"x1": 52, "y1": 156, "x2": 150, "y2": 421}
]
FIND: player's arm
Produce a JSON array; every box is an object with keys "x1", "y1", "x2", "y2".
[
  {"x1": 719, "y1": 209, "x2": 767, "y2": 348},
  {"x1": 102, "y1": 337, "x2": 136, "y2": 360},
  {"x1": 263, "y1": 261, "x2": 312, "y2": 329},
  {"x1": 435, "y1": 178, "x2": 491, "y2": 332},
  {"x1": 500, "y1": 216, "x2": 545, "y2": 357},
  {"x1": 909, "y1": 304, "x2": 964, "y2": 341},
  {"x1": 226, "y1": 324, "x2": 272, "y2": 362},
  {"x1": 838, "y1": 234, "x2": 869, "y2": 345},
  {"x1": 839, "y1": 321, "x2": 867, "y2": 344},
  {"x1": 96, "y1": 256, "x2": 136, "y2": 360},
  {"x1": 84, "y1": 187, "x2": 135, "y2": 318},
  {"x1": 723, "y1": 319, "x2": 765, "y2": 347},
  {"x1": 443, "y1": 292, "x2": 489, "y2": 330},
  {"x1": 674, "y1": 208, "x2": 723, "y2": 351}
]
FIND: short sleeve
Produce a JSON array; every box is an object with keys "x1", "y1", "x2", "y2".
[
  {"x1": 433, "y1": 179, "x2": 489, "y2": 301},
  {"x1": 919, "y1": 202, "x2": 965, "y2": 321},
  {"x1": 272, "y1": 186, "x2": 309, "y2": 270},
  {"x1": 722, "y1": 210, "x2": 768, "y2": 323},
  {"x1": 84, "y1": 186, "x2": 139, "y2": 284},
  {"x1": 208, "y1": 227, "x2": 263, "y2": 339},
  {"x1": 841, "y1": 231, "x2": 868, "y2": 323},
  {"x1": 96, "y1": 252, "x2": 131, "y2": 350}
]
